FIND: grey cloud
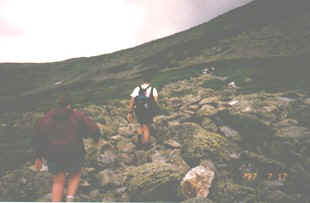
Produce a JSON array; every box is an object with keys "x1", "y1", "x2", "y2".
[{"x1": 130, "y1": 0, "x2": 254, "y2": 43}]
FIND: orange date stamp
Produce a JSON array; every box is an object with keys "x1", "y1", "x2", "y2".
[{"x1": 242, "y1": 172, "x2": 288, "y2": 181}]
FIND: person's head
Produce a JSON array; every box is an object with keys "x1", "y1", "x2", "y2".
[
  {"x1": 142, "y1": 75, "x2": 152, "y2": 84},
  {"x1": 56, "y1": 94, "x2": 72, "y2": 108},
  {"x1": 53, "y1": 94, "x2": 73, "y2": 120}
]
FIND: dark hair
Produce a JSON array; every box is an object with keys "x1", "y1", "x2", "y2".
[
  {"x1": 142, "y1": 75, "x2": 152, "y2": 83},
  {"x1": 53, "y1": 95, "x2": 73, "y2": 120},
  {"x1": 56, "y1": 94, "x2": 72, "y2": 107}
]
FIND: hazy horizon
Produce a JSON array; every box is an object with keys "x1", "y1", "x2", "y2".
[{"x1": 0, "y1": 0, "x2": 254, "y2": 63}]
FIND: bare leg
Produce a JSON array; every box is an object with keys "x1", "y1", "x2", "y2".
[
  {"x1": 52, "y1": 172, "x2": 66, "y2": 202},
  {"x1": 137, "y1": 126, "x2": 143, "y2": 144},
  {"x1": 137, "y1": 126, "x2": 143, "y2": 135},
  {"x1": 66, "y1": 170, "x2": 81, "y2": 201},
  {"x1": 142, "y1": 124, "x2": 150, "y2": 145}
]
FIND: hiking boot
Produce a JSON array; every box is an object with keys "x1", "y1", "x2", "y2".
[
  {"x1": 132, "y1": 134, "x2": 143, "y2": 145},
  {"x1": 142, "y1": 143, "x2": 152, "y2": 151},
  {"x1": 66, "y1": 196, "x2": 75, "y2": 202}
]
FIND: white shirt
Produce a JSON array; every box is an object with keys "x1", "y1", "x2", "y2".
[{"x1": 130, "y1": 83, "x2": 158, "y2": 98}]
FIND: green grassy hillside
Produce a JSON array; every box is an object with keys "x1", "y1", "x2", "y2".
[{"x1": 0, "y1": 0, "x2": 310, "y2": 111}]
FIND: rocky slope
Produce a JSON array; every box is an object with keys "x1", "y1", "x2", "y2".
[
  {"x1": 1, "y1": 71, "x2": 310, "y2": 202},
  {"x1": 1, "y1": 0, "x2": 310, "y2": 202}
]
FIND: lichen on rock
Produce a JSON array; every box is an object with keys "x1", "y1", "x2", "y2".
[
  {"x1": 124, "y1": 162, "x2": 188, "y2": 201},
  {"x1": 181, "y1": 122, "x2": 240, "y2": 164}
]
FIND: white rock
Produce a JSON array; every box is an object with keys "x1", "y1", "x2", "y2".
[
  {"x1": 111, "y1": 135, "x2": 122, "y2": 141},
  {"x1": 164, "y1": 139, "x2": 181, "y2": 148},
  {"x1": 228, "y1": 100, "x2": 239, "y2": 106},
  {"x1": 54, "y1": 81, "x2": 63, "y2": 85},
  {"x1": 181, "y1": 164, "x2": 215, "y2": 199},
  {"x1": 228, "y1": 81, "x2": 238, "y2": 88},
  {"x1": 242, "y1": 106, "x2": 252, "y2": 112}
]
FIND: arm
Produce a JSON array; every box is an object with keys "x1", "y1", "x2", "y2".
[
  {"x1": 82, "y1": 115, "x2": 101, "y2": 142},
  {"x1": 128, "y1": 87, "x2": 139, "y2": 122},
  {"x1": 33, "y1": 119, "x2": 46, "y2": 160},
  {"x1": 153, "y1": 96, "x2": 158, "y2": 103},
  {"x1": 151, "y1": 88, "x2": 160, "y2": 116},
  {"x1": 32, "y1": 118, "x2": 46, "y2": 171},
  {"x1": 153, "y1": 88, "x2": 159, "y2": 104},
  {"x1": 128, "y1": 97, "x2": 135, "y2": 122}
]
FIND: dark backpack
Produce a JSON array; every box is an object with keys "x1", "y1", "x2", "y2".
[{"x1": 134, "y1": 86, "x2": 154, "y2": 116}]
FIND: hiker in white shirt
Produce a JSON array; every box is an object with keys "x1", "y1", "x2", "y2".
[{"x1": 127, "y1": 76, "x2": 158, "y2": 149}]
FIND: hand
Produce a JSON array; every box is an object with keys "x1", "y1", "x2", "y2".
[
  {"x1": 34, "y1": 159, "x2": 43, "y2": 172},
  {"x1": 127, "y1": 112, "x2": 133, "y2": 122},
  {"x1": 95, "y1": 140, "x2": 101, "y2": 154}
]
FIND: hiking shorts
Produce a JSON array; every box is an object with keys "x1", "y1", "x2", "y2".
[
  {"x1": 47, "y1": 152, "x2": 84, "y2": 175},
  {"x1": 135, "y1": 111, "x2": 153, "y2": 125}
]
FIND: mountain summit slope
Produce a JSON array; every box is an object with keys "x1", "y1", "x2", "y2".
[{"x1": 0, "y1": 0, "x2": 310, "y2": 111}]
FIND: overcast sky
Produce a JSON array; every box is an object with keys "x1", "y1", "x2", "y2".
[{"x1": 0, "y1": 0, "x2": 253, "y2": 63}]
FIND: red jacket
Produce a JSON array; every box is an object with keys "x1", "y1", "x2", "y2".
[{"x1": 33, "y1": 107, "x2": 100, "y2": 160}]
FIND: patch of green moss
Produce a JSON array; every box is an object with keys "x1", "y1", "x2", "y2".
[
  {"x1": 150, "y1": 67, "x2": 201, "y2": 89},
  {"x1": 202, "y1": 79, "x2": 226, "y2": 90},
  {"x1": 212, "y1": 181, "x2": 256, "y2": 203},
  {"x1": 170, "y1": 88, "x2": 193, "y2": 97},
  {"x1": 126, "y1": 162, "x2": 186, "y2": 201},
  {"x1": 182, "y1": 127, "x2": 239, "y2": 165},
  {"x1": 211, "y1": 110, "x2": 274, "y2": 148}
]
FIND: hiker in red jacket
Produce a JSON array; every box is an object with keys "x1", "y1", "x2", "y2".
[{"x1": 33, "y1": 95, "x2": 100, "y2": 202}]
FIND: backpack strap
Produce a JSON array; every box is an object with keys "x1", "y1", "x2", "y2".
[
  {"x1": 138, "y1": 85, "x2": 145, "y2": 96},
  {"x1": 139, "y1": 85, "x2": 152, "y2": 96},
  {"x1": 150, "y1": 87, "x2": 154, "y2": 100}
]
